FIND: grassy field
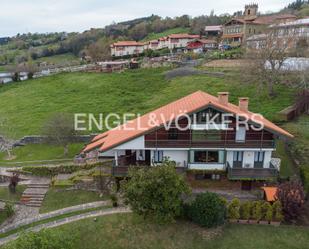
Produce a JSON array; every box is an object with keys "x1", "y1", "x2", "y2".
[
  {"x1": 0, "y1": 143, "x2": 84, "y2": 165},
  {"x1": 0, "y1": 68, "x2": 296, "y2": 138},
  {"x1": 0, "y1": 185, "x2": 26, "y2": 202},
  {"x1": 142, "y1": 27, "x2": 190, "y2": 41},
  {"x1": 34, "y1": 53, "x2": 80, "y2": 65},
  {"x1": 40, "y1": 188, "x2": 107, "y2": 213},
  {"x1": 6, "y1": 213, "x2": 308, "y2": 249}
]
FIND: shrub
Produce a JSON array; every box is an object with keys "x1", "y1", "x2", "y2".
[
  {"x1": 3, "y1": 229, "x2": 74, "y2": 249},
  {"x1": 262, "y1": 201, "x2": 273, "y2": 222},
  {"x1": 277, "y1": 180, "x2": 305, "y2": 221},
  {"x1": 227, "y1": 198, "x2": 240, "y2": 220},
  {"x1": 123, "y1": 161, "x2": 190, "y2": 223},
  {"x1": 22, "y1": 164, "x2": 98, "y2": 177},
  {"x1": 272, "y1": 200, "x2": 284, "y2": 222},
  {"x1": 251, "y1": 201, "x2": 263, "y2": 221},
  {"x1": 240, "y1": 201, "x2": 251, "y2": 220},
  {"x1": 300, "y1": 166, "x2": 309, "y2": 196},
  {"x1": 4, "y1": 202, "x2": 14, "y2": 217},
  {"x1": 186, "y1": 192, "x2": 226, "y2": 228}
]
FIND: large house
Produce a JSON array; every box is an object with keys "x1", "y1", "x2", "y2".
[
  {"x1": 186, "y1": 39, "x2": 218, "y2": 53},
  {"x1": 222, "y1": 4, "x2": 296, "y2": 45},
  {"x1": 82, "y1": 91, "x2": 293, "y2": 185},
  {"x1": 110, "y1": 41, "x2": 145, "y2": 57},
  {"x1": 166, "y1": 34, "x2": 200, "y2": 49}
]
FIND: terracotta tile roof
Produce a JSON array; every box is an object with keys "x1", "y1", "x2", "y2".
[
  {"x1": 112, "y1": 41, "x2": 144, "y2": 47},
  {"x1": 226, "y1": 14, "x2": 296, "y2": 26},
  {"x1": 205, "y1": 25, "x2": 223, "y2": 32},
  {"x1": 222, "y1": 33, "x2": 244, "y2": 39},
  {"x1": 262, "y1": 187, "x2": 278, "y2": 202},
  {"x1": 83, "y1": 91, "x2": 293, "y2": 153},
  {"x1": 168, "y1": 34, "x2": 200, "y2": 39}
]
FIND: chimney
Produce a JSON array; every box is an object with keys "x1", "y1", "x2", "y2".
[
  {"x1": 239, "y1": 97, "x2": 249, "y2": 112},
  {"x1": 218, "y1": 92, "x2": 229, "y2": 106}
]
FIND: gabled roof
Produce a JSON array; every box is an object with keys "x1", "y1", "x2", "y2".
[
  {"x1": 225, "y1": 14, "x2": 296, "y2": 26},
  {"x1": 83, "y1": 91, "x2": 293, "y2": 153},
  {"x1": 205, "y1": 25, "x2": 222, "y2": 32},
  {"x1": 111, "y1": 41, "x2": 144, "y2": 47}
]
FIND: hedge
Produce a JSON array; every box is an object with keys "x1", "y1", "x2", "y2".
[
  {"x1": 300, "y1": 166, "x2": 309, "y2": 196},
  {"x1": 22, "y1": 164, "x2": 99, "y2": 177}
]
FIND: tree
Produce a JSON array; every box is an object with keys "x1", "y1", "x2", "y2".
[
  {"x1": 84, "y1": 37, "x2": 112, "y2": 62},
  {"x1": 185, "y1": 192, "x2": 226, "y2": 228},
  {"x1": 129, "y1": 22, "x2": 149, "y2": 40},
  {"x1": 0, "y1": 135, "x2": 16, "y2": 160},
  {"x1": 42, "y1": 113, "x2": 77, "y2": 157},
  {"x1": 245, "y1": 30, "x2": 292, "y2": 96},
  {"x1": 123, "y1": 160, "x2": 190, "y2": 223},
  {"x1": 277, "y1": 180, "x2": 305, "y2": 222}
]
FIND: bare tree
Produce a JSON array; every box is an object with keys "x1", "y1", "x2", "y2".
[
  {"x1": 42, "y1": 113, "x2": 77, "y2": 157},
  {"x1": 0, "y1": 135, "x2": 16, "y2": 160},
  {"x1": 245, "y1": 30, "x2": 293, "y2": 96}
]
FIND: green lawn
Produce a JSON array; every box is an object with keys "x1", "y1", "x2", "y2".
[
  {"x1": 6, "y1": 213, "x2": 309, "y2": 249},
  {"x1": 0, "y1": 143, "x2": 84, "y2": 165},
  {"x1": 274, "y1": 140, "x2": 295, "y2": 178},
  {"x1": 142, "y1": 27, "x2": 190, "y2": 41},
  {"x1": 0, "y1": 68, "x2": 295, "y2": 138},
  {"x1": 0, "y1": 185, "x2": 26, "y2": 202},
  {"x1": 40, "y1": 188, "x2": 107, "y2": 213}
]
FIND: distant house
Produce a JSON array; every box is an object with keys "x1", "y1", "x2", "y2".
[
  {"x1": 148, "y1": 40, "x2": 160, "y2": 50},
  {"x1": 205, "y1": 25, "x2": 223, "y2": 37},
  {"x1": 166, "y1": 34, "x2": 200, "y2": 49},
  {"x1": 110, "y1": 41, "x2": 145, "y2": 57},
  {"x1": 83, "y1": 91, "x2": 292, "y2": 189},
  {"x1": 186, "y1": 39, "x2": 218, "y2": 53},
  {"x1": 158, "y1": 37, "x2": 168, "y2": 49},
  {"x1": 222, "y1": 4, "x2": 296, "y2": 45}
]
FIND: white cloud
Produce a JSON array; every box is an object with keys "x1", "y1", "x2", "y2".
[{"x1": 0, "y1": 0, "x2": 292, "y2": 36}]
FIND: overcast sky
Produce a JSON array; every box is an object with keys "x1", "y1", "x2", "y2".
[{"x1": 1, "y1": 0, "x2": 293, "y2": 37}]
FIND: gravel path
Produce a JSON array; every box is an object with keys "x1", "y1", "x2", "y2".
[{"x1": 0, "y1": 207, "x2": 131, "y2": 246}]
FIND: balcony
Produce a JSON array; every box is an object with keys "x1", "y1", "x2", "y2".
[{"x1": 145, "y1": 139, "x2": 275, "y2": 149}]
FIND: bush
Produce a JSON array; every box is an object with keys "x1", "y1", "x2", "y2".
[
  {"x1": 123, "y1": 161, "x2": 190, "y2": 223},
  {"x1": 262, "y1": 201, "x2": 273, "y2": 222},
  {"x1": 22, "y1": 164, "x2": 98, "y2": 177},
  {"x1": 277, "y1": 180, "x2": 305, "y2": 221},
  {"x1": 4, "y1": 202, "x2": 14, "y2": 217},
  {"x1": 185, "y1": 192, "x2": 226, "y2": 228},
  {"x1": 251, "y1": 201, "x2": 263, "y2": 221},
  {"x1": 300, "y1": 166, "x2": 309, "y2": 196},
  {"x1": 272, "y1": 200, "x2": 284, "y2": 222},
  {"x1": 227, "y1": 198, "x2": 240, "y2": 220},
  {"x1": 3, "y1": 229, "x2": 74, "y2": 249},
  {"x1": 240, "y1": 201, "x2": 251, "y2": 220}
]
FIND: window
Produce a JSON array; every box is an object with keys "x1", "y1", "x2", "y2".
[
  {"x1": 168, "y1": 128, "x2": 178, "y2": 140},
  {"x1": 235, "y1": 126, "x2": 246, "y2": 142},
  {"x1": 154, "y1": 150, "x2": 163, "y2": 163},
  {"x1": 191, "y1": 150, "x2": 225, "y2": 163},
  {"x1": 254, "y1": 151, "x2": 264, "y2": 162},
  {"x1": 233, "y1": 151, "x2": 243, "y2": 162}
]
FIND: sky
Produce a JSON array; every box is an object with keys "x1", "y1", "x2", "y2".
[{"x1": 0, "y1": 0, "x2": 293, "y2": 37}]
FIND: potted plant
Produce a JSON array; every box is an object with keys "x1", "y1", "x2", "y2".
[
  {"x1": 250, "y1": 201, "x2": 262, "y2": 224},
  {"x1": 227, "y1": 198, "x2": 240, "y2": 223},
  {"x1": 260, "y1": 201, "x2": 272, "y2": 225},
  {"x1": 271, "y1": 200, "x2": 283, "y2": 226},
  {"x1": 239, "y1": 201, "x2": 251, "y2": 224}
]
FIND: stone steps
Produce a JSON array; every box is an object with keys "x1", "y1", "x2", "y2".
[{"x1": 21, "y1": 180, "x2": 51, "y2": 207}]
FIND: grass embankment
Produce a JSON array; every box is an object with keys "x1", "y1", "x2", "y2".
[
  {"x1": 0, "y1": 185, "x2": 26, "y2": 202},
  {"x1": 0, "y1": 143, "x2": 84, "y2": 166},
  {"x1": 0, "y1": 68, "x2": 295, "y2": 137},
  {"x1": 34, "y1": 53, "x2": 79, "y2": 65},
  {"x1": 142, "y1": 27, "x2": 190, "y2": 41},
  {"x1": 5, "y1": 213, "x2": 308, "y2": 249},
  {"x1": 40, "y1": 188, "x2": 107, "y2": 213}
]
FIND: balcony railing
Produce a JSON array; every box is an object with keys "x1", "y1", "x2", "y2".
[
  {"x1": 145, "y1": 139, "x2": 275, "y2": 148},
  {"x1": 227, "y1": 163, "x2": 279, "y2": 180}
]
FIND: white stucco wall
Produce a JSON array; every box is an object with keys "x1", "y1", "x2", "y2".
[
  {"x1": 113, "y1": 136, "x2": 145, "y2": 150},
  {"x1": 188, "y1": 163, "x2": 225, "y2": 170},
  {"x1": 163, "y1": 150, "x2": 188, "y2": 167}
]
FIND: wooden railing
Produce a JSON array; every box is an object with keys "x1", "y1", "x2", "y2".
[{"x1": 227, "y1": 163, "x2": 278, "y2": 180}]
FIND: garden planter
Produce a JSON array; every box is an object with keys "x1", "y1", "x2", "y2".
[
  {"x1": 248, "y1": 219, "x2": 258, "y2": 224},
  {"x1": 238, "y1": 219, "x2": 249, "y2": 224},
  {"x1": 259, "y1": 220, "x2": 269, "y2": 225},
  {"x1": 228, "y1": 219, "x2": 239, "y2": 223},
  {"x1": 270, "y1": 221, "x2": 281, "y2": 226}
]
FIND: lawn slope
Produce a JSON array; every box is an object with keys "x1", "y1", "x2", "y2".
[{"x1": 0, "y1": 68, "x2": 295, "y2": 137}]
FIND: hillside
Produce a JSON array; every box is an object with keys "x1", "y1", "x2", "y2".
[{"x1": 0, "y1": 67, "x2": 295, "y2": 138}]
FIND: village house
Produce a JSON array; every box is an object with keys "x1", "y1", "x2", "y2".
[
  {"x1": 110, "y1": 41, "x2": 145, "y2": 57},
  {"x1": 82, "y1": 91, "x2": 293, "y2": 189},
  {"x1": 246, "y1": 18, "x2": 309, "y2": 50},
  {"x1": 166, "y1": 33, "x2": 200, "y2": 49},
  {"x1": 186, "y1": 39, "x2": 218, "y2": 53},
  {"x1": 205, "y1": 25, "x2": 223, "y2": 37},
  {"x1": 222, "y1": 4, "x2": 296, "y2": 45},
  {"x1": 158, "y1": 37, "x2": 168, "y2": 49}
]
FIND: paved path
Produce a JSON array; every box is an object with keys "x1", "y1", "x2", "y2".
[
  {"x1": 192, "y1": 188, "x2": 258, "y2": 201},
  {"x1": 0, "y1": 200, "x2": 110, "y2": 234},
  {"x1": 21, "y1": 179, "x2": 51, "y2": 207},
  {"x1": 0, "y1": 207, "x2": 131, "y2": 246}
]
